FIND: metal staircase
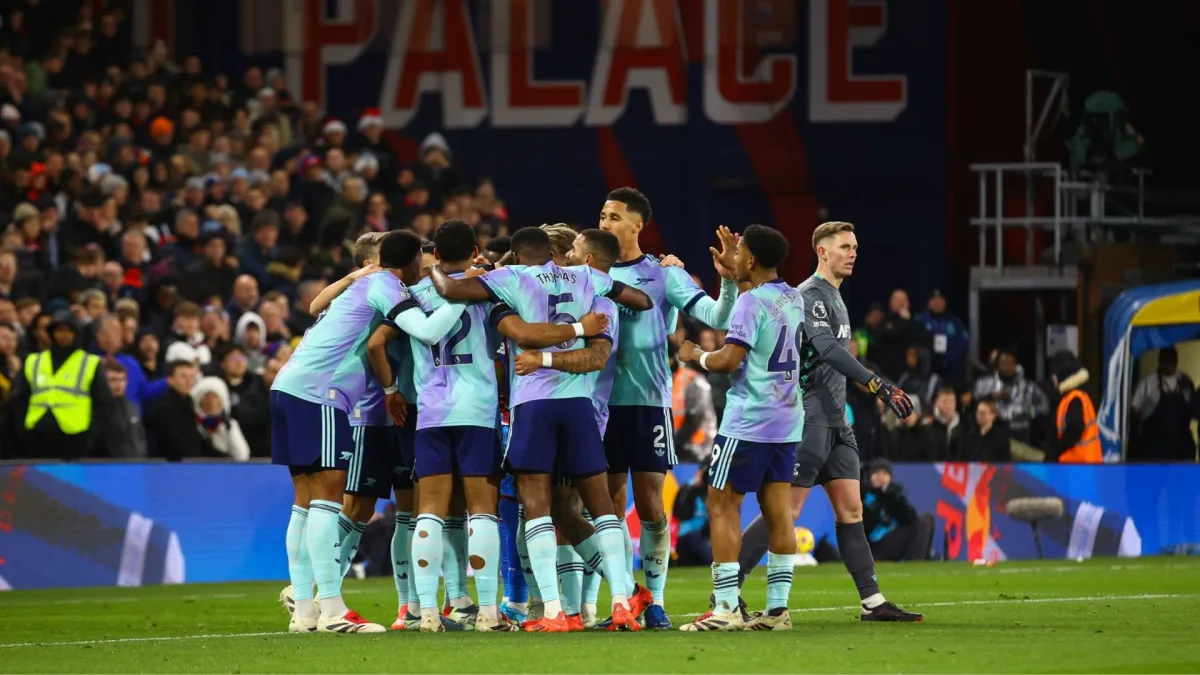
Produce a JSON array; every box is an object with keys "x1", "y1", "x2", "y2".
[{"x1": 967, "y1": 69, "x2": 1200, "y2": 376}]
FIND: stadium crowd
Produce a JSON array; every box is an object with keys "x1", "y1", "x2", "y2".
[{"x1": 0, "y1": 2, "x2": 509, "y2": 460}]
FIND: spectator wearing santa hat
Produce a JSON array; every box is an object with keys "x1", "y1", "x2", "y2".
[{"x1": 351, "y1": 107, "x2": 399, "y2": 188}]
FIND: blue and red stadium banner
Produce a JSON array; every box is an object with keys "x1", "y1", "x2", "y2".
[{"x1": 0, "y1": 461, "x2": 1196, "y2": 590}]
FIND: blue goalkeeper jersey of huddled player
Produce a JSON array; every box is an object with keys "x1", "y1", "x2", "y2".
[
  {"x1": 607, "y1": 255, "x2": 738, "y2": 408},
  {"x1": 718, "y1": 278, "x2": 805, "y2": 443}
]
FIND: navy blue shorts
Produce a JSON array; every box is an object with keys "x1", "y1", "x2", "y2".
[
  {"x1": 603, "y1": 405, "x2": 676, "y2": 475},
  {"x1": 505, "y1": 399, "x2": 606, "y2": 477},
  {"x1": 415, "y1": 425, "x2": 501, "y2": 479},
  {"x1": 707, "y1": 434, "x2": 796, "y2": 495},
  {"x1": 270, "y1": 390, "x2": 353, "y2": 472},
  {"x1": 392, "y1": 404, "x2": 418, "y2": 489},
  {"x1": 345, "y1": 426, "x2": 398, "y2": 499}
]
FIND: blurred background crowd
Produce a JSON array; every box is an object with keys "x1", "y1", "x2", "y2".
[{"x1": 0, "y1": 1, "x2": 509, "y2": 459}]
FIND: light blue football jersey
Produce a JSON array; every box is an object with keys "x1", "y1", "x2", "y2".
[
  {"x1": 350, "y1": 339, "x2": 416, "y2": 427},
  {"x1": 587, "y1": 295, "x2": 620, "y2": 435},
  {"x1": 408, "y1": 273, "x2": 499, "y2": 430},
  {"x1": 272, "y1": 272, "x2": 405, "y2": 413},
  {"x1": 718, "y1": 278, "x2": 805, "y2": 443},
  {"x1": 478, "y1": 261, "x2": 614, "y2": 407},
  {"x1": 607, "y1": 256, "x2": 737, "y2": 408}
]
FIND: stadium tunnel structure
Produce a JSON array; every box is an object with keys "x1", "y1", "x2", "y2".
[{"x1": 1099, "y1": 279, "x2": 1200, "y2": 460}]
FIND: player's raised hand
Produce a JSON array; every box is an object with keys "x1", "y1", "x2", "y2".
[
  {"x1": 678, "y1": 340, "x2": 701, "y2": 364},
  {"x1": 349, "y1": 262, "x2": 380, "y2": 279},
  {"x1": 658, "y1": 254, "x2": 685, "y2": 268},
  {"x1": 579, "y1": 311, "x2": 609, "y2": 336},
  {"x1": 385, "y1": 392, "x2": 408, "y2": 426},
  {"x1": 514, "y1": 350, "x2": 542, "y2": 375},
  {"x1": 867, "y1": 376, "x2": 915, "y2": 419},
  {"x1": 710, "y1": 225, "x2": 738, "y2": 280}
]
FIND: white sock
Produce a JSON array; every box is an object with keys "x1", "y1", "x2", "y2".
[
  {"x1": 295, "y1": 598, "x2": 316, "y2": 619},
  {"x1": 320, "y1": 594, "x2": 349, "y2": 618},
  {"x1": 862, "y1": 593, "x2": 886, "y2": 610},
  {"x1": 450, "y1": 595, "x2": 474, "y2": 610},
  {"x1": 507, "y1": 601, "x2": 527, "y2": 612},
  {"x1": 584, "y1": 602, "x2": 597, "y2": 616},
  {"x1": 542, "y1": 599, "x2": 563, "y2": 617}
]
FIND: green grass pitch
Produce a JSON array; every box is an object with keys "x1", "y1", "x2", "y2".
[{"x1": 1, "y1": 557, "x2": 1198, "y2": 673}]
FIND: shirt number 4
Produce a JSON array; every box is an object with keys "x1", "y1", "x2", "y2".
[{"x1": 767, "y1": 324, "x2": 803, "y2": 381}]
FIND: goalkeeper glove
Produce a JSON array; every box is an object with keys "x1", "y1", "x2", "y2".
[{"x1": 868, "y1": 375, "x2": 915, "y2": 419}]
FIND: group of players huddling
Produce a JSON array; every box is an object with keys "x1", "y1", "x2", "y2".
[{"x1": 271, "y1": 187, "x2": 924, "y2": 633}]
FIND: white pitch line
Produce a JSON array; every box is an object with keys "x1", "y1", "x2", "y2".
[
  {"x1": 0, "y1": 592, "x2": 1190, "y2": 649},
  {"x1": 678, "y1": 592, "x2": 1196, "y2": 617}
]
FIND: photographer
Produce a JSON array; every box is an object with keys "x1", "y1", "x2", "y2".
[{"x1": 862, "y1": 459, "x2": 934, "y2": 561}]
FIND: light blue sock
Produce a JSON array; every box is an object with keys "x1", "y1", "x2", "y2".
[
  {"x1": 392, "y1": 512, "x2": 411, "y2": 609},
  {"x1": 593, "y1": 514, "x2": 631, "y2": 605},
  {"x1": 339, "y1": 518, "x2": 366, "y2": 579},
  {"x1": 640, "y1": 516, "x2": 670, "y2": 605},
  {"x1": 620, "y1": 518, "x2": 635, "y2": 592},
  {"x1": 406, "y1": 518, "x2": 421, "y2": 612},
  {"x1": 443, "y1": 516, "x2": 468, "y2": 602},
  {"x1": 556, "y1": 545, "x2": 585, "y2": 615},
  {"x1": 515, "y1": 508, "x2": 541, "y2": 601},
  {"x1": 468, "y1": 514, "x2": 500, "y2": 608},
  {"x1": 412, "y1": 514, "x2": 444, "y2": 611},
  {"x1": 581, "y1": 513, "x2": 601, "y2": 605},
  {"x1": 286, "y1": 506, "x2": 315, "y2": 605},
  {"x1": 524, "y1": 516, "x2": 560, "y2": 607},
  {"x1": 307, "y1": 500, "x2": 345, "y2": 603},
  {"x1": 766, "y1": 552, "x2": 795, "y2": 611},
  {"x1": 713, "y1": 562, "x2": 740, "y2": 614}
]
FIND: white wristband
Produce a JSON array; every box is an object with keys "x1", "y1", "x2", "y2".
[
  {"x1": 383, "y1": 381, "x2": 399, "y2": 395},
  {"x1": 572, "y1": 322, "x2": 585, "y2": 337},
  {"x1": 541, "y1": 352, "x2": 553, "y2": 368},
  {"x1": 699, "y1": 352, "x2": 711, "y2": 371}
]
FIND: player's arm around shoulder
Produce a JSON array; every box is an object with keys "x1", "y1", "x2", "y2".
[
  {"x1": 514, "y1": 336, "x2": 613, "y2": 375},
  {"x1": 598, "y1": 267, "x2": 653, "y2": 312},
  {"x1": 494, "y1": 308, "x2": 610, "y2": 350},
  {"x1": 429, "y1": 264, "x2": 493, "y2": 302}
]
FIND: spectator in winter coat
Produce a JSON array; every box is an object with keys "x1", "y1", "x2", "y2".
[
  {"x1": 870, "y1": 289, "x2": 932, "y2": 381},
  {"x1": 91, "y1": 313, "x2": 166, "y2": 414},
  {"x1": 925, "y1": 386, "x2": 963, "y2": 460},
  {"x1": 217, "y1": 343, "x2": 271, "y2": 457},
  {"x1": 98, "y1": 361, "x2": 147, "y2": 458},
  {"x1": 148, "y1": 360, "x2": 210, "y2": 460},
  {"x1": 184, "y1": 233, "x2": 239, "y2": 303},
  {"x1": 961, "y1": 399, "x2": 1011, "y2": 462},
  {"x1": 234, "y1": 311, "x2": 267, "y2": 373},
  {"x1": 190, "y1": 376, "x2": 250, "y2": 461},
  {"x1": 917, "y1": 290, "x2": 968, "y2": 384},
  {"x1": 885, "y1": 397, "x2": 933, "y2": 461},
  {"x1": 972, "y1": 350, "x2": 1048, "y2": 444},
  {"x1": 897, "y1": 345, "x2": 941, "y2": 411}
]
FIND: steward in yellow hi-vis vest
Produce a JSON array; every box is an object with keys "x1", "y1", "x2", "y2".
[{"x1": 11, "y1": 310, "x2": 112, "y2": 459}]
